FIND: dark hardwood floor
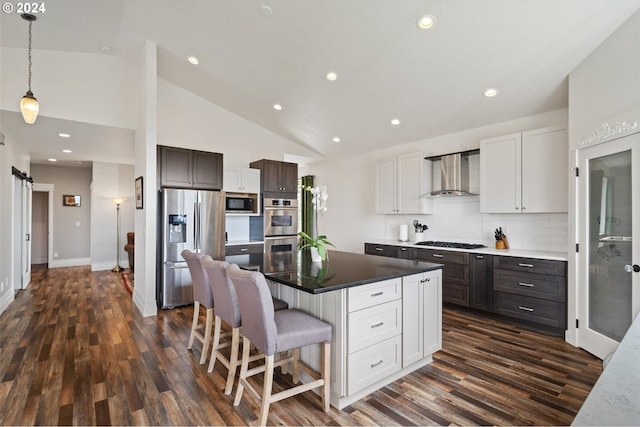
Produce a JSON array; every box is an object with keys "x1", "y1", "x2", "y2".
[{"x1": 0, "y1": 266, "x2": 602, "y2": 426}]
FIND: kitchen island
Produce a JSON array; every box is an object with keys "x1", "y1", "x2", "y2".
[{"x1": 226, "y1": 250, "x2": 444, "y2": 409}]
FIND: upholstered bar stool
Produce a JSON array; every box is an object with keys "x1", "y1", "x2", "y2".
[
  {"x1": 182, "y1": 249, "x2": 215, "y2": 364},
  {"x1": 226, "y1": 264, "x2": 332, "y2": 426},
  {"x1": 200, "y1": 256, "x2": 288, "y2": 395}
]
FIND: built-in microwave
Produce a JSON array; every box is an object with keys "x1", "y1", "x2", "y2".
[{"x1": 225, "y1": 193, "x2": 259, "y2": 214}]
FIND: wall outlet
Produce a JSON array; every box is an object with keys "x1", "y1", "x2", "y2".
[
  {"x1": 54, "y1": 252, "x2": 58, "y2": 258},
  {"x1": 1, "y1": 281, "x2": 4, "y2": 292},
  {"x1": 76, "y1": 221, "x2": 80, "y2": 227}
]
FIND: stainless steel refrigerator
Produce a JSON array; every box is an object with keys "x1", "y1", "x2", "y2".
[{"x1": 159, "y1": 188, "x2": 225, "y2": 309}]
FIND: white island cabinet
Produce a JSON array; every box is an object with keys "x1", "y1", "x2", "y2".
[{"x1": 267, "y1": 268, "x2": 442, "y2": 409}]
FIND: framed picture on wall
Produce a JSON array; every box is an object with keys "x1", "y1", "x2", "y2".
[
  {"x1": 135, "y1": 176, "x2": 143, "y2": 209},
  {"x1": 63, "y1": 195, "x2": 81, "y2": 207}
]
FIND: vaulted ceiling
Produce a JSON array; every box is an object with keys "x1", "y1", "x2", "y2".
[{"x1": 2, "y1": 0, "x2": 640, "y2": 166}]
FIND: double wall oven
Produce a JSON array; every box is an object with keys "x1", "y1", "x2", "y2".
[{"x1": 263, "y1": 197, "x2": 298, "y2": 278}]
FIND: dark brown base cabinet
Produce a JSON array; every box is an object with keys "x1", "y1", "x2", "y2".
[
  {"x1": 469, "y1": 253, "x2": 493, "y2": 312},
  {"x1": 492, "y1": 256, "x2": 567, "y2": 330},
  {"x1": 158, "y1": 145, "x2": 223, "y2": 190},
  {"x1": 413, "y1": 248, "x2": 469, "y2": 307},
  {"x1": 364, "y1": 243, "x2": 567, "y2": 334}
]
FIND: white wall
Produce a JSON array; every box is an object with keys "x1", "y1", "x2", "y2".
[
  {"x1": 91, "y1": 162, "x2": 135, "y2": 271},
  {"x1": 301, "y1": 109, "x2": 569, "y2": 254},
  {"x1": 0, "y1": 48, "x2": 136, "y2": 129},
  {"x1": 157, "y1": 78, "x2": 321, "y2": 165}
]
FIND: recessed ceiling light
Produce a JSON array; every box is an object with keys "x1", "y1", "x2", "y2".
[
  {"x1": 332, "y1": 137, "x2": 341, "y2": 143},
  {"x1": 484, "y1": 88, "x2": 499, "y2": 97},
  {"x1": 417, "y1": 15, "x2": 436, "y2": 29},
  {"x1": 273, "y1": 104, "x2": 282, "y2": 111},
  {"x1": 260, "y1": 5, "x2": 273, "y2": 16},
  {"x1": 62, "y1": 149, "x2": 72, "y2": 153},
  {"x1": 326, "y1": 72, "x2": 337, "y2": 81},
  {"x1": 58, "y1": 133, "x2": 70, "y2": 138},
  {"x1": 391, "y1": 118, "x2": 401, "y2": 126},
  {"x1": 188, "y1": 56, "x2": 199, "y2": 65},
  {"x1": 48, "y1": 158, "x2": 57, "y2": 162}
]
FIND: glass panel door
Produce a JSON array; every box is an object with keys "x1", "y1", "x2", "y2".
[{"x1": 578, "y1": 133, "x2": 639, "y2": 359}]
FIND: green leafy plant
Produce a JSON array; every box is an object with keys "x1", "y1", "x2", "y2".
[{"x1": 297, "y1": 184, "x2": 335, "y2": 261}]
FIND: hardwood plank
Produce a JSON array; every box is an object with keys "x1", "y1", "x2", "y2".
[{"x1": 0, "y1": 266, "x2": 602, "y2": 426}]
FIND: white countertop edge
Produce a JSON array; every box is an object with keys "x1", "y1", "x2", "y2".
[
  {"x1": 572, "y1": 313, "x2": 640, "y2": 426},
  {"x1": 365, "y1": 239, "x2": 569, "y2": 261}
]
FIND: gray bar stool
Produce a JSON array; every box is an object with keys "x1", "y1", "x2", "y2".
[
  {"x1": 200, "y1": 256, "x2": 288, "y2": 395},
  {"x1": 226, "y1": 264, "x2": 332, "y2": 426},
  {"x1": 182, "y1": 249, "x2": 214, "y2": 364}
]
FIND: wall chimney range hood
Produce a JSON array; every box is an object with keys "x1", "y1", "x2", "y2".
[{"x1": 421, "y1": 150, "x2": 478, "y2": 197}]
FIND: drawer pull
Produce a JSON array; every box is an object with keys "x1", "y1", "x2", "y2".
[
  {"x1": 375, "y1": 247, "x2": 383, "y2": 251},
  {"x1": 518, "y1": 282, "x2": 534, "y2": 288},
  {"x1": 400, "y1": 248, "x2": 407, "y2": 251},
  {"x1": 420, "y1": 278, "x2": 431, "y2": 284},
  {"x1": 371, "y1": 322, "x2": 384, "y2": 329},
  {"x1": 432, "y1": 254, "x2": 444, "y2": 258},
  {"x1": 240, "y1": 248, "x2": 248, "y2": 252},
  {"x1": 371, "y1": 360, "x2": 384, "y2": 368},
  {"x1": 518, "y1": 263, "x2": 534, "y2": 268},
  {"x1": 476, "y1": 255, "x2": 484, "y2": 259},
  {"x1": 370, "y1": 291, "x2": 384, "y2": 297},
  {"x1": 518, "y1": 305, "x2": 534, "y2": 312}
]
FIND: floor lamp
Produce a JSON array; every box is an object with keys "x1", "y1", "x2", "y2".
[{"x1": 112, "y1": 198, "x2": 126, "y2": 272}]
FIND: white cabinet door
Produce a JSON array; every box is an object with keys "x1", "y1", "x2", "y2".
[
  {"x1": 402, "y1": 270, "x2": 442, "y2": 367},
  {"x1": 521, "y1": 126, "x2": 567, "y2": 213},
  {"x1": 480, "y1": 133, "x2": 521, "y2": 213},
  {"x1": 375, "y1": 157, "x2": 397, "y2": 214},
  {"x1": 376, "y1": 153, "x2": 431, "y2": 214},
  {"x1": 480, "y1": 126, "x2": 567, "y2": 214},
  {"x1": 402, "y1": 273, "x2": 423, "y2": 367},
  {"x1": 224, "y1": 167, "x2": 261, "y2": 193},
  {"x1": 397, "y1": 153, "x2": 424, "y2": 214}
]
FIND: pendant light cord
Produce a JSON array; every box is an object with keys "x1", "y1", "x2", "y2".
[{"x1": 27, "y1": 19, "x2": 32, "y2": 92}]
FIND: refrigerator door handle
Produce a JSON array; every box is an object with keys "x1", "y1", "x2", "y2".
[{"x1": 193, "y1": 201, "x2": 199, "y2": 252}]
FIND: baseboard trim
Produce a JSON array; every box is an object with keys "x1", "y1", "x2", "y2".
[
  {"x1": 133, "y1": 291, "x2": 157, "y2": 317},
  {"x1": 0, "y1": 290, "x2": 15, "y2": 316},
  {"x1": 49, "y1": 258, "x2": 91, "y2": 268}
]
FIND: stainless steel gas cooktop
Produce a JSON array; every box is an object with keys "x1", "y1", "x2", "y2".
[{"x1": 415, "y1": 241, "x2": 487, "y2": 250}]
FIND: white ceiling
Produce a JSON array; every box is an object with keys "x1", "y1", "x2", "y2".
[{"x1": 2, "y1": 0, "x2": 640, "y2": 167}]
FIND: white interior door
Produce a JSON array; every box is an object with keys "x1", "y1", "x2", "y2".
[
  {"x1": 578, "y1": 133, "x2": 640, "y2": 359},
  {"x1": 22, "y1": 180, "x2": 33, "y2": 287}
]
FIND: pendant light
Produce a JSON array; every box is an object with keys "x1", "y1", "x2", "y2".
[{"x1": 20, "y1": 13, "x2": 39, "y2": 124}]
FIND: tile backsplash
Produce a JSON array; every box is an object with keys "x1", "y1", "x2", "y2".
[{"x1": 385, "y1": 196, "x2": 568, "y2": 252}]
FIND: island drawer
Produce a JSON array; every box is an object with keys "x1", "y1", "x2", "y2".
[
  {"x1": 225, "y1": 243, "x2": 264, "y2": 256},
  {"x1": 494, "y1": 269, "x2": 566, "y2": 302},
  {"x1": 493, "y1": 256, "x2": 566, "y2": 276},
  {"x1": 494, "y1": 292, "x2": 566, "y2": 329},
  {"x1": 347, "y1": 335, "x2": 402, "y2": 394},
  {"x1": 348, "y1": 300, "x2": 402, "y2": 353},
  {"x1": 348, "y1": 278, "x2": 401, "y2": 312}
]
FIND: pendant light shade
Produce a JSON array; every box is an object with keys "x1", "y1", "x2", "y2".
[
  {"x1": 20, "y1": 91, "x2": 39, "y2": 124},
  {"x1": 20, "y1": 13, "x2": 39, "y2": 124}
]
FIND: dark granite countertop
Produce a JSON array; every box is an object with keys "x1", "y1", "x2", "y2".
[{"x1": 225, "y1": 249, "x2": 443, "y2": 294}]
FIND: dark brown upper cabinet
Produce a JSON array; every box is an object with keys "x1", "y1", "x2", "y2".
[
  {"x1": 159, "y1": 145, "x2": 223, "y2": 190},
  {"x1": 249, "y1": 159, "x2": 298, "y2": 198}
]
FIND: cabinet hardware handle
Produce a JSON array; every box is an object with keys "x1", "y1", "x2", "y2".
[
  {"x1": 240, "y1": 248, "x2": 248, "y2": 252},
  {"x1": 371, "y1": 322, "x2": 384, "y2": 328},
  {"x1": 476, "y1": 255, "x2": 484, "y2": 259},
  {"x1": 371, "y1": 292, "x2": 383, "y2": 297},
  {"x1": 432, "y1": 254, "x2": 444, "y2": 258},
  {"x1": 375, "y1": 248, "x2": 383, "y2": 251},
  {"x1": 371, "y1": 360, "x2": 384, "y2": 368},
  {"x1": 518, "y1": 263, "x2": 534, "y2": 268},
  {"x1": 400, "y1": 248, "x2": 407, "y2": 251},
  {"x1": 518, "y1": 282, "x2": 534, "y2": 287},
  {"x1": 518, "y1": 305, "x2": 534, "y2": 312},
  {"x1": 420, "y1": 278, "x2": 431, "y2": 284}
]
